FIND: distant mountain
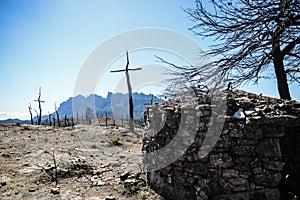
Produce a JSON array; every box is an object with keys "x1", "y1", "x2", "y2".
[
  {"x1": 52, "y1": 92, "x2": 164, "y2": 121},
  {"x1": 0, "y1": 118, "x2": 31, "y2": 124},
  {"x1": 0, "y1": 92, "x2": 164, "y2": 125}
]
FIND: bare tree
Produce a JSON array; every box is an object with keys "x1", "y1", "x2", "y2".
[
  {"x1": 110, "y1": 51, "x2": 142, "y2": 131},
  {"x1": 64, "y1": 115, "x2": 68, "y2": 127},
  {"x1": 52, "y1": 116, "x2": 56, "y2": 127},
  {"x1": 183, "y1": 0, "x2": 300, "y2": 100},
  {"x1": 34, "y1": 87, "x2": 45, "y2": 125},
  {"x1": 34, "y1": 109, "x2": 39, "y2": 125},
  {"x1": 28, "y1": 103, "x2": 34, "y2": 125},
  {"x1": 54, "y1": 102, "x2": 60, "y2": 127}
]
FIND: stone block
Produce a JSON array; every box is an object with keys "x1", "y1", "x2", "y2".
[
  {"x1": 222, "y1": 169, "x2": 239, "y2": 178},
  {"x1": 263, "y1": 161, "x2": 283, "y2": 171},
  {"x1": 228, "y1": 178, "x2": 249, "y2": 186},
  {"x1": 230, "y1": 145, "x2": 255, "y2": 157},
  {"x1": 210, "y1": 153, "x2": 233, "y2": 168},
  {"x1": 255, "y1": 138, "x2": 281, "y2": 158}
]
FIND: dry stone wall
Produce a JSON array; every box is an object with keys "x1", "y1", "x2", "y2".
[{"x1": 142, "y1": 90, "x2": 300, "y2": 200}]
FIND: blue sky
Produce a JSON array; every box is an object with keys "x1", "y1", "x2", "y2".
[{"x1": 0, "y1": 0, "x2": 299, "y2": 120}]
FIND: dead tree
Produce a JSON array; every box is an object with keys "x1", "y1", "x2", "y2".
[
  {"x1": 28, "y1": 103, "x2": 34, "y2": 125},
  {"x1": 64, "y1": 115, "x2": 68, "y2": 127},
  {"x1": 54, "y1": 102, "x2": 60, "y2": 127},
  {"x1": 34, "y1": 109, "x2": 39, "y2": 125},
  {"x1": 105, "y1": 111, "x2": 108, "y2": 127},
  {"x1": 52, "y1": 116, "x2": 56, "y2": 127},
  {"x1": 110, "y1": 51, "x2": 142, "y2": 131},
  {"x1": 34, "y1": 87, "x2": 45, "y2": 125},
  {"x1": 184, "y1": 0, "x2": 300, "y2": 99},
  {"x1": 71, "y1": 117, "x2": 74, "y2": 127},
  {"x1": 45, "y1": 149, "x2": 58, "y2": 186}
]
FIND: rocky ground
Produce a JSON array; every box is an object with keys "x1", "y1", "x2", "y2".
[{"x1": 0, "y1": 123, "x2": 164, "y2": 200}]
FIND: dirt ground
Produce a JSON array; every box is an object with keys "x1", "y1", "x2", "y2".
[{"x1": 0, "y1": 123, "x2": 164, "y2": 200}]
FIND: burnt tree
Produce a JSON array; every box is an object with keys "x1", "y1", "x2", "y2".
[
  {"x1": 34, "y1": 87, "x2": 45, "y2": 125},
  {"x1": 54, "y1": 102, "x2": 60, "y2": 127},
  {"x1": 34, "y1": 109, "x2": 39, "y2": 125},
  {"x1": 28, "y1": 103, "x2": 34, "y2": 125},
  {"x1": 180, "y1": 0, "x2": 300, "y2": 100},
  {"x1": 110, "y1": 51, "x2": 142, "y2": 131}
]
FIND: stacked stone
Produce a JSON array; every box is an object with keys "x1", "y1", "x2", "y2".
[{"x1": 142, "y1": 90, "x2": 300, "y2": 200}]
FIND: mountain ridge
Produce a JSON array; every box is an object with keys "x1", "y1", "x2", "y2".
[{"x1": 0, "y1": 92, "x2": 164, "y2": 124}]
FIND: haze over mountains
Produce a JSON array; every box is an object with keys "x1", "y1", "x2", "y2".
[{"x1": 0, "y1": 92, "x2": 164, "y2": 124}]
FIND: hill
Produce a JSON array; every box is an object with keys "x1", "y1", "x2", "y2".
[{"x1": 0, "y1": 118, "x2": 31, "y2": 124}]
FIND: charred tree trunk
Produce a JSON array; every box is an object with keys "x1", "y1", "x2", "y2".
[
  {"x1": 52, "y1": 117, "x2": 56, "y2": 127},
  {"x1": 110, "y1": 51, "x2": 141, "y2": 132},
  {"x1": 34, "y1": 109, "x2": 39, "y2": 125},
  {"x1": 126, "y1": 71, "x2": 134, "y2": 131},
  {"x1": 105, "y1": 111, "x2": 108, "y2": 127},
  {"x1": 64, "y1": 115, "x2": 68, "y2": 127},
  {"x1": 28, "y1": 103, "x2": 34, "y2": 125},
  {"x1": 54, "y1": 102, "x2": 60, "y2": 127},
  {"x1": 56, "y1": 111, "x2": 60, "y2": 127},
  {"x1": 71, "y1": 117, "x2": 74, "y2": 127},
  {"x1": 34, "y1": 87, "x2": 45, "y2": 125},
  {"x1": 48, "y1": 113, "x2": 52, "y2": 126}
]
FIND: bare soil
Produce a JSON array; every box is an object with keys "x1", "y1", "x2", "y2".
[{"x1": 0, "y1": 123, "x2": 164, "y2": 200}]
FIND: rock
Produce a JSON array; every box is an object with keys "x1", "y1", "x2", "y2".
[
  {"x1": 230, "y1": 146, "x2": 254, "y2": 157},
  {"x1": 28, "y1": 188, "x2": 36, "y2": 192},
  {"x1": 120, "y1": 171, "x2": 130, "y2": 181},
  {"x1": 96, "y1": 181, "x2": 106, "y2": 186},
  {"x1": 263, "y1": 161, "x2": 283, "y2": 171},
  {"x1": 105, "y1": 196, "x2": 116, "y2": 200},
  {"x1": 51, "y1": 187, "x2": 60, "y2": 194},
  {"x1": 228, "y1": 178, "x2": 248, "y2": 186},
  {"x1": 210, "y1": 153, "x2": 233, "y2": 168},
  {"x1": 255, "y1": 138, "x2": 281, "y2": 158},
  {"x1": 222, "y1": 169, "x2": 239, "y2": 178},
  {"x1": 0, "y1": 176, "x2": 10, "y2": 187}
]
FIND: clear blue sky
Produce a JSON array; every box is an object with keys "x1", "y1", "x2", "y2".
[{"x1": 0, "y1": 0, "x2": 299, "y2": 120}]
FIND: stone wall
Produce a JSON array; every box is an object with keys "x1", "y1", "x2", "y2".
[{"x1": 142, "y1": 90, "x2": 300, "y2": 200}]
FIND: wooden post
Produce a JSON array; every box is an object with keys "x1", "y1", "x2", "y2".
[
  {"x1": 34, "y1": 87, "x2": 45, "y2": 125},
  {"x1": 110, "y1": 51, "x2": 141, "y2": 132}
]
